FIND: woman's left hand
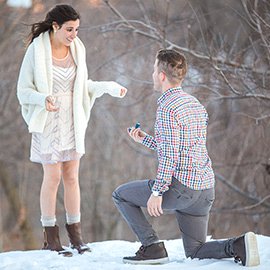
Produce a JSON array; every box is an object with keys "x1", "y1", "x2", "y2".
[
  {"x1": 120, "y1": 88, "x2": 127, "y2": 97},
  {"x1": 45, "y1": 95, "x2": 59, "y2": 112}
]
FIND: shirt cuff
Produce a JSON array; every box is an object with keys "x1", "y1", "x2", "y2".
[
  {"x1": 142, "y1": 134, "x2": 153, "y2": 146},
  {"x1": 151, "y1": 181, "x2": 169, "y2": 195},
  {"x1": 152, "y1": 190, "x2": 164, "y2": 196}
]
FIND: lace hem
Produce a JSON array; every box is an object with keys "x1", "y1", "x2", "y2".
[{"x1": 30, "y1": 149, "x2": 83, "y2": 164}]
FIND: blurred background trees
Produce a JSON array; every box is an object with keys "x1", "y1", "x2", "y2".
[{"x1": 0, "y1": 0, "x2": 269, "y2": 251}]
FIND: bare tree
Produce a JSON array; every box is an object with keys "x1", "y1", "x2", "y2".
[{"x1": 99, "y1": 0, "x2": 270, "y2": 237}]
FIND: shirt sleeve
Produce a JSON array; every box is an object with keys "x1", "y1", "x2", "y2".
[
  {"x1": 142, "y1": 134, "x2": 157, "y2": 151},
  {"x1": 152, "y1": 107, "x2": 181, "y2": 195}
]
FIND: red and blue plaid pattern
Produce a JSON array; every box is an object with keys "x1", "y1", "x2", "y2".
[{"x1": 142, "y1": 87, "x2": 215, "y2": 193}]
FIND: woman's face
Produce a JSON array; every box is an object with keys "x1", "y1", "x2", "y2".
[{"x1": 54, "y1": 19, "x2": 80, "y2": 46}]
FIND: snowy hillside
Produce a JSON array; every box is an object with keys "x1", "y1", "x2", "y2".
[{"x1": 0, "y1": 235, "x2": 269, "y2": 270}]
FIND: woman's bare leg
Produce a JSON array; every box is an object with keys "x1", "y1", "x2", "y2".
[
  {"x1": 62, "y1": 159, "x2": 80, "y2": 221},
  {"x1": 40, "y1": 162, "x2": 62, "y2": 225}
]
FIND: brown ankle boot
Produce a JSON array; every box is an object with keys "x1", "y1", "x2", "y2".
[
  {"x1": 43, "y1": 225, "x2": 73, "y2": 257},
  {"x1": 65, "y1": 222, "x2": 91, "y2": 254}
]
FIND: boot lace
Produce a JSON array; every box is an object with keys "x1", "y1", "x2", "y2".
[
  {"x1": 136, "y1": 246, "x2": 146, "y2": 256},
  {"x1": 234, "y1": 256, "x2": 242, "y2": 264}
]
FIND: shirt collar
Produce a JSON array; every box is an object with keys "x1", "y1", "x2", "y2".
[{"x1": 157, "y1": 86, "x2": 183, "y2": 105}]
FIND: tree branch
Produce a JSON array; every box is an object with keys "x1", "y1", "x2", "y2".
[
  {"x1": 216, "y1": 173, "x2": 270, "y2": 208},
  {"x1": 101, "y1": 1, "x2": 270, "y2": 75}
]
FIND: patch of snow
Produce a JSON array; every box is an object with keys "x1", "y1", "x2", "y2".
[
  {"x1": 0, "y1": 235, "x2": 269, "y2": 269},
  {"x1": 7, "y1": 0, "x2": 32, "y2": 8}
]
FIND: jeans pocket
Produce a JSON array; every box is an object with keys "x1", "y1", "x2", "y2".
[
  {"x1": 205, "y1": 193, "x2": 215, "y2": 208},
  {"x1": 205, "y1": 198, "x2": 214, "y2": 208},
  {"x1": 148, "y1": 179, "x2": 155, "y2": 190},
  {"x1": 171, "y1": 186, "x2": 193, "y2": 200}
]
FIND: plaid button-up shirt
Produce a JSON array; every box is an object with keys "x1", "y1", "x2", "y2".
[{"x1": 142, "y1": 87, "x2": 215, "y2": 194}]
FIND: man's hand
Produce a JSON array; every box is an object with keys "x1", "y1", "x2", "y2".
[
  {"x1": 147, "y1": 194, "x2": 163, "y2": 217},
  {"x1": 127, "y1": 126, "x2": 146, "y2": 143}
]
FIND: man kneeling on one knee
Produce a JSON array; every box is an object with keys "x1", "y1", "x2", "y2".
[{"x1": 112, "y1": 49, "x2": 260, "y2": 267}]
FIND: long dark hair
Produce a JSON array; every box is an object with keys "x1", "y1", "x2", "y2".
[{"x1": 26, "y1": 4, "x2": 80, "y2": 46}]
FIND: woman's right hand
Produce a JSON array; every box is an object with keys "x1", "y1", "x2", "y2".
[
  {"x1": 45, "y1": 96, "x2": 59, "y2": 112},
  {"x1": 127, "y1": 126, "x2": 146, "y2": 143}
]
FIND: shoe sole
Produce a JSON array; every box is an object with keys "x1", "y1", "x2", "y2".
[
  {"x1": 71, "y1": 246, "x2": 91, "y2": 254},
  {"x1": 123, "y1": 257, "x2": 169, "y2": 265},
  {"x1": 244, "y1": 232, "x2": 260, "y2": 267},
  {"x1": 58, "y1": 250, "x2": 73, "y2": 257}
]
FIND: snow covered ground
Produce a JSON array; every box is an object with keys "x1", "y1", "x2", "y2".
[
  {"x1": 0, "y1": 235, "x2": 269, "y2": 270},
  {"x1": 7, "y1": 0, "x2": 32, "y2": 8}
]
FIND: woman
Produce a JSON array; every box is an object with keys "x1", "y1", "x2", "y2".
[{"x1": 17, "y1": 4, "x2": 127, "y2": 256}]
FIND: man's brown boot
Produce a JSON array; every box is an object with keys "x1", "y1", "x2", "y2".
[
  {"x1": 232, "y1": 232, "x2": 260, "y2": 267},
  {"x1": 123, "y1": 242, "x2": 169, "y2": 264},
  {"x1": 42, "y1": 225, "x2": 73, "y2": 257},
  {"x1": 65, "y1": 222, "x2": 91, "y2": 254}
]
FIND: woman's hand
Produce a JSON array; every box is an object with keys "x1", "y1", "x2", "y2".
[
  {"x1": 45, "y1": 96, "x2": 59, "y2": 112},
  {"x1": 120, "y1": 87, "x2": 127, "y2": 97}
]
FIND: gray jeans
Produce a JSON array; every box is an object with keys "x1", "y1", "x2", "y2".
[{"x1": 112, "y1": 177, "x2": 232, "y2": 259}]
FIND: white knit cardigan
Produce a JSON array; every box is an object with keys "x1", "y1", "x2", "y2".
[{"x1": 17, "y1": 31, "x2": 124, "y2": 154}]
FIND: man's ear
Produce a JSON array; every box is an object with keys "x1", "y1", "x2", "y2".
[{"x1": 159, "y1": 71, "x2": 166, "y2": 82}]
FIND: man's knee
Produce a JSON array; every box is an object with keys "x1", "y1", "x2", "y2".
[
  {"x1": 112, "y1": 182, "x2": 134, "y2": 205},
  {"x1": 184, "y1": 244, "x2": 202, "y2": 259},
  {"x1": 185, "y1": 248, "x2": 195, "y2": 259},
  {"x1": 112, "y1": 185, "x2": 123, "y2": 204},
  {"x1": 185, "y1": 248, "x2": 197, "y2": 259}
]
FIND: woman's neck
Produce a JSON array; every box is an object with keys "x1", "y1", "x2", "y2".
[{"x1": 50, "y1": 32, "x2": 68, "y2": 59}]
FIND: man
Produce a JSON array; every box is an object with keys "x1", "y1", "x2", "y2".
[{"x1": 112, "y1": 49, "x2": 260, "y2": 267}]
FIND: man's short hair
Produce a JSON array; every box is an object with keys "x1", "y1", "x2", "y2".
[{"x1": 156, "y1": 49, "x2": 187, "y2": 84}]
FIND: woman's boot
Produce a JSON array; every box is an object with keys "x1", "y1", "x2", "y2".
[
  {"x1": 65, "y1": 222, "x2": 91, "y2": 254},
  {"x1": 43, "y1": 225, "x2": 73, "y2": 257}
]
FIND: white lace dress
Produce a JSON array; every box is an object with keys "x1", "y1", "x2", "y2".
[{"x1": 30, "y1": 51, "x2": 83, "y2": 164}]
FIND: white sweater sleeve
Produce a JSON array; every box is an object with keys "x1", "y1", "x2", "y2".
[
  {"x1": 17, "y1": 45, "x2": 48, "y2": 107},
  {"x1": 87, "y1": 80, "x2": 125, "y2": 99}
]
